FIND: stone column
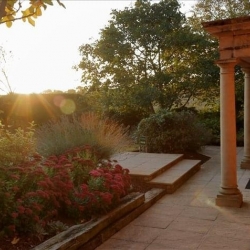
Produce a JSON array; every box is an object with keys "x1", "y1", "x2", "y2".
[
  {"x1": 241, "y1": 67, "x2": 250, "y2": 169},
  {"x1": 216, "y1": 59, "x2": 243, "y2": 207}
]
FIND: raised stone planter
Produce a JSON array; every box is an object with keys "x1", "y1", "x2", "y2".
[
  {"x1": 83, "y1": 188, "x2": 166, "y2": 250},
  {"x1": 32, "y1": 192, "x2": 145, "y2": 250},
  {"x1": 33, "y1": 188, "x2": 166, "y2": 250}
]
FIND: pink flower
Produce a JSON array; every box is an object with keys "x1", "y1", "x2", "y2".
[
  {"x1": 64, "y1": 163, "x2": 72, "y2": 168},
  {"x1": 8, "y1": 225, "x2": 16, "y2": 232},
  {"x1": 90, "y1": 170, "x2": 102, "y2": 177},
  {"x1": 25, "y1": 208, "x2": 33, "y2": 215},
  {"x1": 114, "y1": 164, "x2": 123, "y2": 172},
  {"x1": 12, "y1": 186, "x2": 20, "y2": 192},
  {"x1": 78, "y1": 205, "x2": 85, "y2": 212},
  {"x1": 11, "y1": 212, "x2": 18, "y2": 219},
  {"x1": 18, "y1": 206, "x2": 25, "y2": 214},
  {"x1": 5, "y1": 192, "x2": 11, "y2": 198},
  {"x1": 103, "y1": 173, "x2": 112, "y2": 180},
  {"x1": 100, "y1": 192, "x2": 112, "y2": 204}
]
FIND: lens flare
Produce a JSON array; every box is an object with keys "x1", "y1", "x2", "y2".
[{"x1": 60, "y1": 99, "x2": 76, "y2": 114}]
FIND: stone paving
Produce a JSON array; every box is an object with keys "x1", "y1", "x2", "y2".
[{"x1": 97, "y1": 146, "x2": 250, "y2": 250}]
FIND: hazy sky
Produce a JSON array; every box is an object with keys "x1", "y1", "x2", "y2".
[{"x1": 0, "y1": 1, "x2": 196, "y2": 94}]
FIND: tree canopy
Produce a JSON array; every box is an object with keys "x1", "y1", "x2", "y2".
[
  {"x1": 0, "y1": 0, "x2": 65, "y2": 27},
  {"x1": 191, "y1": 0, "x2": 250, "y2": 22},
  {"x1": 76, "y1": 0, "x2": 218, "y2": 118},
  {"x1": 189, "y1": 0, "x2": 249, "y2": 116},
  {"x1": 189, "y1": 0, "x2": 250, "y2": 32}
]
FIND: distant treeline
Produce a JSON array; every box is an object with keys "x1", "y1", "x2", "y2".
[{"x1": 0, "y1": 93, "x2": 91, "y2": 127}]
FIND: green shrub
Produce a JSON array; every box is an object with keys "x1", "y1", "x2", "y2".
[
  {"x1": 0, "y1": 121, "x2": 36, "y2": 167},
  {"x1": 198, "y1": 111, "x2": 220, "y2": 145},
  {"x1": 136, "y1": 109, "x2": 211, "y2": 153},
  {"x1": 237, "y1": 128, "x2": 244, "y2": 146},
  {"x1": 198, "y1": 111, "x2": 245, "y2": 146},
  {"x1": 35, "y1": 113, "x2": 132, "y2": 159}
]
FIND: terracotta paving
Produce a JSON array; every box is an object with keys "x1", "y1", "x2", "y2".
[{"x1": 97, "y1": 146, "x2": 250, "y2": 250}]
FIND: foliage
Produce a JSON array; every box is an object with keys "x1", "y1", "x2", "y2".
[
  {"x1": 35, "y1": 113, "x2": 132, "y2": 158},
  {"x1": 35, "y1": 115, "x2": 94, "y2": 157},
  {"x1": 198, "y1": 111, "x2": 220, "y2": 145},
  {"x1": 75, "y1": 0, "x2": 219, "y2": 115},
  {"x1": 46, "y1": 221, "x2": 69, "y2": 236},
  {"x1": 0, "y1": 121, "x2": 36, "y2": 167},
  {"x1": 0, "y1": 0, "x2": 65, "y2": 27},
  {"x1": 0, "y1": 145, "x2": 131, "y2": 237},
  {"x1": 189, "y1": 0, "x2": 247, "y2": 127},
  {"x1": 198, "y1": 109, "x2": 245, "y2": 146},
  {"x1": 136, "y1": 109, "x2": 211, "y2": 153},
  {"x1": 106, "y1": 108, "x2": 147, "y2": 127},
  {"x1": 190, "y1": 0, "x2": 250, "y2": 25},
  {"x1": 0, "y1": 93, "x2": 94, "y2": 128},
  {"x1": 80, "y1": 112, "x2": 132, "y2": 156}
]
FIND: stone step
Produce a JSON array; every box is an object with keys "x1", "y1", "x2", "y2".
[
  {"x1": 148, "y1": 159, "x2": 201, "y2": 193},
  {"x1": 127, "y1": 153, "x2": 184, "y2": 181}
]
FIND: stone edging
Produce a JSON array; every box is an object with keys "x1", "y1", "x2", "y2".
[
  {"x1": 33, "y1": 188, "x2": 166, "y2": 250},
  {"x1": 32, "y1": 192, "x2": 145, "y2": 250}
]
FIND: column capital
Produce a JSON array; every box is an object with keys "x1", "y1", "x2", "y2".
[
  {"x1": 216, "y1": 59, "x2": 237, "y2": 73},
  {"x1": 241, "y1": 67, "x2": 250, "y2": 75}
]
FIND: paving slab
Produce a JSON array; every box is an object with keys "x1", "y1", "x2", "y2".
[
  {"x1": 179, "y1": 206, "x2": 219, "y2": 221},
  {"x1": 110, "y1": 224, "x2": 163, "y2": 244},
  {"x1": 95, "y1": 238, "x2": 148, "y2": 250},
  {"x1": 198, "y1": 235, "x2": 250, "y2": 250},
  {"x1": 146, "y1": 238, "x2": 201, "y2": 250},
  {"x1": 147, "y1": 230, "x2": 204, "y2": 250},
  {"x1": 132, "y1": 213, "x2": 173, "y2": 229},
  {"x1": 166, "y1": 216, "x2": 214, "y2": 234}
]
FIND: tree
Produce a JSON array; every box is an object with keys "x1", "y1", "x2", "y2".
[
  {"x1": 0, "y1": 46, "x2": 14, "y2": 94},
  {"x1": 189, "y1": 0, "x2": 250, "y2": 118},
  {"x1": 76, "y1": 0, "x2": 218, "y2": 118},
  {"x1": 190, "y1": 0, "x2": 250, "y2": 24},
  {"x1": 0, "y1": 0, "x2": 65, "y2": 27},
  {"x1": 188, "y1": 0, "x2": 250, "y2": 34}
]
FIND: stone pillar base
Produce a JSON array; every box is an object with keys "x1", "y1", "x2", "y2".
[
  {"x1": 240, "y1": 159, "x2": 250, "y2": 169},
  {"x1": 216, "y1": 193, "x2": 243, "y2": 207}
]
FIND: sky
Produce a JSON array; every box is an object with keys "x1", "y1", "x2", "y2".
[{"x1": 0, "y1": 0, "x2": 197, "y2": 94}]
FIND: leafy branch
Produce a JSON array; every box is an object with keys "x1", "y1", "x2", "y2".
[{"x1": 0, "y1": 0, "x2": 66, "y2": 27}]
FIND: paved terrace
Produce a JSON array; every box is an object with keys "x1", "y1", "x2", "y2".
[{"x1": 96, "y1": 146, "x2": 250, "y2": 250}]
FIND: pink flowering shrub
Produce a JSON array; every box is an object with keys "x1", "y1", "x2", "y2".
[
  {"x1": 0, "y1": 145, "x2": 131, "y2": 237},
  {"x1": 72, "y1": 163, "x2": 131, "y2": 218}
]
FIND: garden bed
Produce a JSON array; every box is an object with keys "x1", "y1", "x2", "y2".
[
  {"x1": 1, "y1": 192, "x2": 144, "y2": 250},
  {"x1": 33, "y1": 192, "x2": 145, "y2": 250},
  {"x1": 1, "y1": 186, "x2": 167, "y2": 250},
  {"x1": 0, "y1": 150, "x2": 210, "y2": 250}
]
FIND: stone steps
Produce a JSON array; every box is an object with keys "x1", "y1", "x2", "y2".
[
  {"x1": 115, "y1": 152, "x2": 202, "y2": 194},
  {"x1": 128, "y1": 153, "x2": 184, "y2": 181},
  {"x1": 148, "y1": 159, "x2": 201, "y2": 193}
]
